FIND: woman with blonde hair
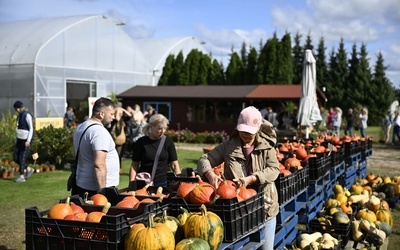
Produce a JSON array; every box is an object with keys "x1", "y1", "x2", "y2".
[
  {"x1": 333, "y1": 107, "x2": 342, "y2": 136},
  {"x1": 129, "y1": 114, "x2": 181, "y2": 187},
  {"x1": 359, "y1": 108, "x2": 368, "y2": 137}
]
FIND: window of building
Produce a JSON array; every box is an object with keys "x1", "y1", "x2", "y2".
[{"x1": 143, "y1": 102, "x2": 171, "y2": 120}]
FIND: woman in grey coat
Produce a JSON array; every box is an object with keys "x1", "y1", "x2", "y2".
[{"x1": 197, "y1": 106, "x2": 280, "y2": 250}]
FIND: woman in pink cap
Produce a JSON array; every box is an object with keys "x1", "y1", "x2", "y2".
[{"x1": 197, "y1": 106, "x2": 280, "y2": 250}]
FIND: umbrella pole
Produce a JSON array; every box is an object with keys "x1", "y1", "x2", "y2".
[{"x1": 306, "y1": 126, "x2": 309, "y2": 139}]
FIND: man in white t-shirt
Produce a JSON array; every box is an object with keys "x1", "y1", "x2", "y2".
[{"x1": 72, "y1": 97, "x2": 120, "y2": 197}]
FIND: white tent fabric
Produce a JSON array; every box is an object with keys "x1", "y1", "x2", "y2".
[{"x1": 297, "y1": 49, "x2": 322, "y2": 137}]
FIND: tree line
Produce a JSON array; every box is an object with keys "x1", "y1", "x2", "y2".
[{"x1": 158, "y1": 31, "x2": 397, "y2": 125}]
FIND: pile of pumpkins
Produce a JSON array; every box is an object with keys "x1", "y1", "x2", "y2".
[
  {"x1": 46, "y1": 192, "x2": 224, "y2": 250},
  {"x1": 308, "y1": 173, "x2": 399, "y2": 249},
  {"x1": 275, "y1": 133, "x2": 352, "y2": 178},
  {"x1": 175, "y1": 170, "x2": 258, "y2": 204},
  {"x1": 125, "y1": 205, "x2": 223, "y2": 250},
  {"x1": 276, "y1": 133, "x2": 371, "y2": 172}
]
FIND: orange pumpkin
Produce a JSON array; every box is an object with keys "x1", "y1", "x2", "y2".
[
  {"x1": 237, "y1": 186, "x2": 257, "y2": 200},
  {"x1": 284, "y1": 157, "x2": 301, "y2": 170},
  {"x1": 366, "y1": 173, "x2": 376, "y2": 182},
  {"x1": 86, "y1": 202, "x2": 111, "y2": 223},
  {"x1": 91, "y1": 193, "x2": 108, "y2": 206},
  {"x1": 177, "y1": 181, "x2": 198, "y2": 201},
  {"x1": 340, "y1": 202, "x2": 353, "y2": 215},
  {"x1": 48, "y1": 197, "x2": 73, "y2": 219},
  {"x1": 295, "y1": 145, "x2": 307, "y2": 160},
  {"x1": 216, "y1": 178, "x2": 237, "y2": 199},
  {"x1": 189, "y1": 183, "x2": 216, "y2": 204}
]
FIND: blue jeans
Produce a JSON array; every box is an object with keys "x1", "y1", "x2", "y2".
[
  {"x1": 393, "y1": 125, "x2": 400, "y2": 144},
  {"x1": 13, "y1": 139, "x2": 30, "y2": 175},
  {"x1": 360, "y1": 127, "x2": 366, "y2": 137},
  {"x1": 345, "y1": 126, "x2": 353, "y2": 136},
  {"x1": 261, "y1": 216, "x2": 276, "y2": 250}
]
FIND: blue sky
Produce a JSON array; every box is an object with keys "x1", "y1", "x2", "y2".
[{"x1": 1, "y1": 0, "x2": 399, "y2": 88}]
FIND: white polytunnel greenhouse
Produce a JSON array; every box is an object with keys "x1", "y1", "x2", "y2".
[{"x1": 0, "y1": 15, "x2": 207, "y2": 119}]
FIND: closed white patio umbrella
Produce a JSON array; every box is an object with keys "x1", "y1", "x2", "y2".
[{"x1": 297, "y1": 49, "x2": 322, "y2": 138}]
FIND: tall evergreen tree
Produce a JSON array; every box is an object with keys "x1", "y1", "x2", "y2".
[
  {"x1": 316, "y1": 36, "x2": 329, "y2": 90},
  {"x1": 275, "y1": 32, "x2": 293, "y2": 84},
  {"x1": 209, "y1": 59, "x2": 225, "y2": 85},
  {"x1": 183, "y1": 49, "x2": 202, "y2": 85},
  {"x1": 304, "y1": 32, "x2": 314, "y2": 52},
  {"x1": 347, "y1": 43, "x2": 361, "y2": 108},
  {"x1": 173, "y1": 52, "x2": 186, "y2": 85},
  {"x1": 264, "y1": 32, "x2": 279, "y2": 84},
  {"x1": 244, "y1": 46, "x2": 258, "y2": 84},
  {"x1": 225, "y1": 51, "x2": 244, "y2": 85},
  {"x1": 257, "y1": 40, "x2": 267, "y2": 84},
  {"x1": 292, "y1": 32, "x2": 303, "y2": 84},
  {"x1": 326, "y1": 48, "x2": 339, "y2": 107},
  {"x1": 197, "y1": 53, "x2": 212, "y2": 85},
  {"x1": 368, "y1": 51, "x2": 395, "y2": 125},
  {"x1": 240, "y1": 41, "x2": 248, "y2": 68},
  {"x1": 158, "y1": 54, "x2": 175, "y2": 86},
  {"x1": 328, "y1": 38, "x2": 348, "y2": 108}
]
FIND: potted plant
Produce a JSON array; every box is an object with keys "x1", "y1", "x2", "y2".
[
  {"x1": 1, "y1": 166, "x2": 7, "y2": 179},
  {"x1": 7, "y1": 166, "x2": 14, "y2": 178}
]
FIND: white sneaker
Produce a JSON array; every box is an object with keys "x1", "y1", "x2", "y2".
[
  {"x1": 26, "y1": 168, "x2": 34, "y2": 179},
  {"x1": 15, "y1": 176, "x2": 26, "y2": 183}
]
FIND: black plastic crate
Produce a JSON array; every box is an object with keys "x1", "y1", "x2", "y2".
[
  {"x1": 331, "y1": 147, "x2": 344, "y2": 168},
  {"x1": 26, "y1": 207, "x2": 132, "y2": 250},
  {"x1": 26, "y1": 195, "x2": 167, "y2": 250},
  {"x1": 308, "y1": 154, "x2": 328, "y2": 181},
  {"x1": 297, "y1": 163, "x2": 309, "y2": 192},
  {"x1": 275, "y1": 169, "x2": 297, "y2": 205},
  {"x1": 343, "y1": 142, "x2": 356, "y2": 158},
  {"x1": 308, "y1": 219, "x2": 351, "y2": 248},
  {"x1": 169, "y1": 185, "x2": 265, "y2": 242}
]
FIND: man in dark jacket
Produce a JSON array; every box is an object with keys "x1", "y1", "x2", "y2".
[
  {"x1": 13, "y1": 101, "x2": 35, "y2": 183},
  {"x1": 344, "y1": 108, "x2": 354, "y2": 136}
]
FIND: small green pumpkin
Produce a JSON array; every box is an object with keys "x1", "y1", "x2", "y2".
[
  {"x1": 183, "y1": 204, "x2": 224, "y2": 250},
  {"x1": 175, "y1": 238, "x2": 210, "y2": 250}
]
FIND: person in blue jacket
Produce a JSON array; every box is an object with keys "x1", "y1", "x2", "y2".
[{"x1": 13, "y1": 100, "x2": 35, "y2": 183}]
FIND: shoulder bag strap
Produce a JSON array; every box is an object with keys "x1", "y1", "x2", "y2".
[
  {"x1": 150, "y1": 135, "x2": 166, "y2": 181},
  {"x1": 74, "y1": 123, "x2": 101, "y2": 165}
]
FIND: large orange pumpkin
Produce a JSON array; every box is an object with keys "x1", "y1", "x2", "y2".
[
  {"x1": 91, "y1": 193, "x2": 108, "y2": 206},
  {"x1": 48, "y1": 197, "x2": 73, "y2": 219},
  {"x1": 189, "y1": 183, "x2": 216, "y2": 204},
  {"x1": 177, "y1": 181, "x2": 198, "y2": 201},
  {"x1": 216, "y1": 177, "x2": 237, "y2": 199}
]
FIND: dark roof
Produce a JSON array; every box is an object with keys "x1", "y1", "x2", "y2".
[
  {"x1": 247, "y1": 85, "x2": 302, "y2": 99},
  {"x1": 118, "y1": 84, "x2": 327, "y2": 101},
  {"x1": 117, "y1": 85, "x2": 258, "y2": 98}
]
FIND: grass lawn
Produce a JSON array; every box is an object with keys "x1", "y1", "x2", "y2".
[{"x1": 0, "y1": 127, "x2": 398, "y2": 249}]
